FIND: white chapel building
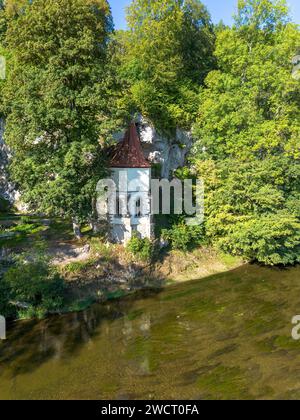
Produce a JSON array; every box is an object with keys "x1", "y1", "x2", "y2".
[{"x1": 108, "y1": 123, "x2": 153, "y2": 244}]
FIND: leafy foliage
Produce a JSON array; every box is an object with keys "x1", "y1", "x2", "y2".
[
  {"x1": 0, "y1": 255, "x2": 65, "y2": 319},
  {"x1": 193, "y1": 0, "x2": 300, "y2": 160},
  {"x1": 1, "y1": 0, "x2": 299, "y2": 267},
  {"x1": 195, "y1": 157, "x2": 300, "y2": 264},
  {"x1": 2, "y1": 0, "x2": 114, "y2": 225},
  {"x1": 162, "y1": 222, "x2": 204, "y2": 252},
  {"x1": 191, "y1": 0, "x2": 300, "y2": 265},
  {"x1": 0, "y1": 196, "x2": 10, "y2": 213},
  {"x1": 115, "y1": 0, "x2": 215, "y2": 131},
  {"x1": 126, "y1": 233, "x2": 154, "y2": 262}
]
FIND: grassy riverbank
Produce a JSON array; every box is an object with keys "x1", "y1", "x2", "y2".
[
  {"x1": 60, "y1": 241, "x2": 244, "y2": 312},
  {"x1": 0, "y1": 214, "x2": 244, "y2": 319}
]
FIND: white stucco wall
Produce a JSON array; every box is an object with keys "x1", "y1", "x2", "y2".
[
  {"x1": 109, "y1": 167, "x2": 153, "y2": 244},
  {"x1": 111, "y1": 168, "x2": 150, "y2": 193},
  {"x1": 110, "y1": 216, "x2": 153, "y2": 244}
]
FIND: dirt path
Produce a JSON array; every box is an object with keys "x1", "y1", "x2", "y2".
[{"x1": 46, "y1": 242, "x2": 91, "y2": 265}]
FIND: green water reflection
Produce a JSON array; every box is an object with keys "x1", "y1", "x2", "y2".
[{"x1": 1, "y1": 264, "x2": 300, "y2": 400}]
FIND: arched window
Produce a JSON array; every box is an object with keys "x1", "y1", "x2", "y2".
[
  {"x1": 116, "y1": 196, "x2": 121, "y2": 217},
  {"x1": 135, "y1": 199, "x2": 141, "y2": 218}
]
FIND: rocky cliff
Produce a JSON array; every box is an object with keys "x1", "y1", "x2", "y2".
[
  {"x1": 0, "y1": 115, "x2": 193, "y2": 206},
  {"x1": 0, "y1": 118, "x2": 16, "y2": 205},
  {"x1": 116, "y1": 115, "x2": 193, "y2": 179}
]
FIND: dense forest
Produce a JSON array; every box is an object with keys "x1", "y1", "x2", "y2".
[{"x1": 0, "y1": 0, "x2": 299, "y2": 265}]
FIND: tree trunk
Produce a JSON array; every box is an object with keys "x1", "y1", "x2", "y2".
[
  {"x1": 91, "y1": 220, "x2": 101, "y2": 234},
  {"x1": 72, "y1": 218, "x2": 82, "y2": 239},
  {"x1": 89, "y1": 197, "x2": 101, "y2": 234}
]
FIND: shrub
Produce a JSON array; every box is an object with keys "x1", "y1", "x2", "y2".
[
  {"x1": 0, "y1": 274, "x2": 13, "y2": 318},
  {"x1": 0, "y1": 256, "x2": 65, "y2": 319},
  {"x1": 89, "y1": 238, "x2": 112, "y2": 261},
  {"x1": 162, "y1": 222, "x2": 204, "y2": 252},
  {"x1": 216, "y1": 214, "x2": 300, "y2": 266},
  {"x1": 62, "y1": 258, "x2": 98, "y2": 275},
  {"x1": 127, "y1": 233, "x2": 154, "y2": 262},
  {"x1": 195, "y1": 157, "x2": 300, "y2": 265}
]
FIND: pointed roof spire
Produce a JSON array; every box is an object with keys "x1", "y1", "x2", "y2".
[{"x1": 110, "y1": 123, "x2": 151, "y2": 168}]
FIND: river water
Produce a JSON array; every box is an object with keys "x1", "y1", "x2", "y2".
[{"x1": 1, "y1": 264, "x2": 300, "y2": 400}]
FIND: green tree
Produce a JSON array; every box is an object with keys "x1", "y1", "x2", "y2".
[
  {"x1": 235, "y1": 0, "x2": 289, "y2": 31},
  {"x1": 195, "y1": 157, "x2": 300, "y2": 265},
  {"x1": 0, "y1": 0, "x2": 7, "y2": 106},
  {"x1": 3, "y1": 0, "x2": 114, "y2": 236},
  {"x1": 191, "y1": 0, "x2": 300, "y2": 264},
  {"x1": 193, "y1": 0, "x2": 300, "y2": 160},
  {"x1": 0, "y1": 0, "x2": 32, "y2": 42},
  {"x1": 117, "y1": 0, "x2": 215, "y2": 131},
  {"x1": 0, "y1": 0, "x2": 5, "y2": 41},
  {"x1": 0, "y1": 255, "x2": 65, "y2": 319}
]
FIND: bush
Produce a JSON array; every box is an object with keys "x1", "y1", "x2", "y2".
[
  {"x1": 127, "y1": 233, "x2": 154, "y2": 262},
  {"x1": 195, "y1": 157, "x2": 300, "y2": 265},
  {"x1": 0, "y1": 256, "x2": 65, "y2": 319},
  {"x1": 162, "y1": 222, "x2": 204, "y2": 252},
  {"x1": 216, "y1": 214, "x2": 300, "y2": 266},
  {"x1": 89, "y1": 238, "x2": 112, "y2": 261}
]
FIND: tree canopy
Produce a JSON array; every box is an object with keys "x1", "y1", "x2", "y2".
[
  {"x1": 115, "y1": 0, "x2": 215, "y2": 131},
  {"x1": 0, "y1": 0, "x2": 299, "y2": 264},
  {"x1": 191, "y1": 0, "x2": 300, "y2": 265},
  {"x1": 2, "y1": 0, "x2": 114, "y2": 226}
]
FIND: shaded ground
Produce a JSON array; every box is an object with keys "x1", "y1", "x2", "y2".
[
  {"x1": 0, "y1": 264, "x2": 300, "y2": 400},
  {"x1": 0, "y1": 215, "x2": 91, "y2": 265},
  {"x1": 0, "y1": 214, "x2": 243, "y2": 309}
]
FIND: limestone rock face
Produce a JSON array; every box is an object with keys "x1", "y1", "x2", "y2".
[
  {"x1": 0, "y1": 115, "x2": 194, "y2": 206},
  {"x1": 116, "y1": 115, "x2": 193, "y2": 179},
  {"x1": 0, "y1": 118, "x2": 16, "y2": 204},
  {"x1": 0, "y1": 118, "x2": 25, "y2": 210},
  {"x1": 138, "y1": 115, "x2": 193, "y2": 178}
]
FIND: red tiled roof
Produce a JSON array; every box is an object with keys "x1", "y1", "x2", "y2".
[{"x1": 110, "y1": 123, "x2": 151, "y2": 168}]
